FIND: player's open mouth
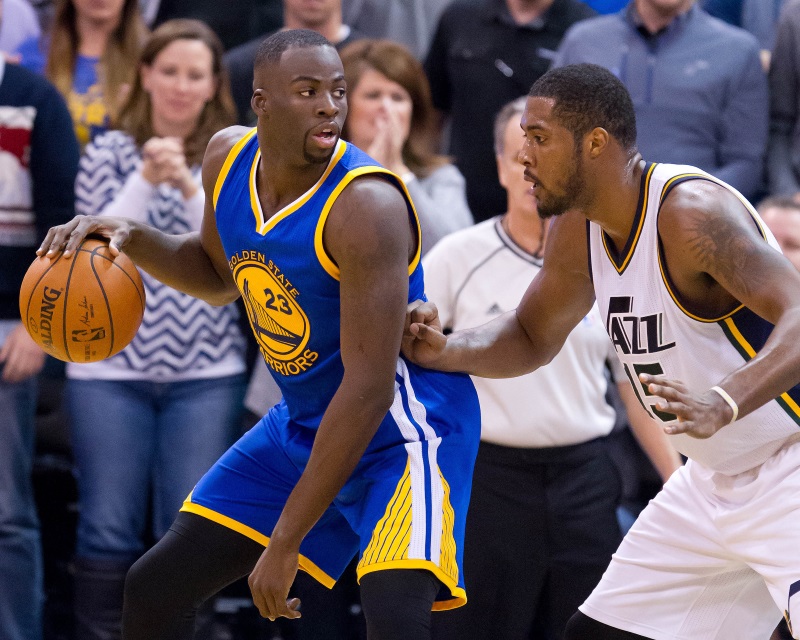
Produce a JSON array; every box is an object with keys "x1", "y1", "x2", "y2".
[{"x1": 311, "y1": 124, "x2": 339, "y2": 149}]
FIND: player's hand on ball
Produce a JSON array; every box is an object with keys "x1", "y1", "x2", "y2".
[
  {"x1": 37, "y1": 215, "x2": 133, "y2": 259},
  {"x1": 401, "y1": 300, "x2": 447, "y2": 367},
  {"x1": 248, "y1": 541, "x2": 302, "y2": 621},
  {"x1": 639, "y1": 373, "x2": 732, "y2": 439}
]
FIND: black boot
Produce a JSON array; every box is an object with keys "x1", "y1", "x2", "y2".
[{"x1": 73, "y1": 557, "x2": 131, "y2": 640}]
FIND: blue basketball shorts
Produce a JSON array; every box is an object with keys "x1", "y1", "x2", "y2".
[{"x1": 182, "y1": 359, "x2": 480, "y2": 610}]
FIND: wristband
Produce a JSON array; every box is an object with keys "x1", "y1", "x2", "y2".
[{"x1": 710, "y1": 386, "x2": 738, "y2": 424}]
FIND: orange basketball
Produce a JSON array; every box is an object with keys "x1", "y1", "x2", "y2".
[{"x1": 19, "y1": 238, "x2": 146, "y2": 363}]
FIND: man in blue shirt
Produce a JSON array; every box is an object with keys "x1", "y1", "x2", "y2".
[{"x1": 553, "y1": 0, "x2": 768, "y2": 201}]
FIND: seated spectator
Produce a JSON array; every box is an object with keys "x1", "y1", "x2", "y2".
[
  {"x1": 66, "y1": 19, "x2": 246, "y2": 640},
  {"x1": 0, "y1": 0, "x2": 41, "y2": 54},
  {"x1": 424, "y1": 96, "x2": 681, "y2": 640},
  {"x1": 340, "y1": 39, "x2": 473, "y2": 254},
  {"x1": 225, "y1": 0, "x2": 362, "y2": 125},
  {"x1": 554, "y1": 0, "x2": 768, "y2": 202},
  {"x1": 15, "y1": 0, "x2": 146, "y2": 147},
  {"x1": 424, "y1": 0, "x2": 595, "y2": 222},
  {"x1": 768, "y1": 0, "x2": 800, "y2": 197},
  {"x1": 0, "y1": 57, "x2": 78, "y2": 640}
]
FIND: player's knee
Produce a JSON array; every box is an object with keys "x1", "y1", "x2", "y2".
[{"x1": 123, "y1": 551, "x2": 161, "y2": 613}]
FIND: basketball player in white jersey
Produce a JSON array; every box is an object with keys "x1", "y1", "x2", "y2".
[{"x1": 403, "y1": 63, "x2": 800, "y2": 640}]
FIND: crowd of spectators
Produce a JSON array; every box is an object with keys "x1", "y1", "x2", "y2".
[{"x1": 2, "y1": 0, "x2": 800, "y2": 638}]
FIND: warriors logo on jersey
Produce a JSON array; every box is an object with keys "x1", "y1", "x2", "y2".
[{"x1": 229, "y1": 250, "x2": 318, "y2": 376}]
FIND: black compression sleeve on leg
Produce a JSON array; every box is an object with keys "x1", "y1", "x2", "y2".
[
  {"x1": 564, "y1": 611, "x2": 653, "y2": 640},
  {"x1": 360, "y1": 569, "x2": 441, "y2": 640},
  {"x1": 122, "y1": 511, "x2": 265, "y2": 640}
]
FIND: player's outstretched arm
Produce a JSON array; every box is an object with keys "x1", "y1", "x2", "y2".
[
  {"x1": 247, "y1": 176, "x2": 414, "y2": 621},
  {"x1": 36, "y1": 127, "x2": 248, "y2": 306},
  {"x1": 643, "y1": 181, "x2": 800, "y2": 437},
  {"x1": 403, "y1": 210, "x2": 596, "y2": 378}
]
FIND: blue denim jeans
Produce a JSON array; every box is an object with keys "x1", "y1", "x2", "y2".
[
  {"x1": 67, "y1": 374, "x2": 246, "y2": 562},
  {"x1": 0, "y1": 369, "x2": 43, "y2": 640}
]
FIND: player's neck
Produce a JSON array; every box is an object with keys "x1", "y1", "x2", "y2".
[
  {"x1": 634, "y1": 0, "x2": 692, "y2": 35},
  {"x1": 585, "y1": 155, "x2": 646, "y2": 251},
  {"x1": 256, "y1": 153, "x2": 329, "y2": 217}
]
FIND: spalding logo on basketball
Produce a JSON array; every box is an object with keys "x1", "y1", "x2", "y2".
[{"x1": 19, "y1": 238, "x2": 145, "y2": 363}]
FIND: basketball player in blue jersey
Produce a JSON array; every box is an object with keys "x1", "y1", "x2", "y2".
[
  {"x1": 404, "y1": 63, "x2": 800, "y2": 640},
  {"x1": 36, "y1": 29, "x2": 480, "y2": 640}
]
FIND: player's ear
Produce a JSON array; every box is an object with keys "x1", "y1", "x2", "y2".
[
  {"x1": 586, "y1": 127, "x2": 609, "y2": 158},
  {"x1": 251, "y1": 88, "x2": 269, "y2": 117}
]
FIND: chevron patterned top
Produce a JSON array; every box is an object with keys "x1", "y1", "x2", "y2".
[{"x1": 67, "y1": 131, "x2": 246, "y2": 381}]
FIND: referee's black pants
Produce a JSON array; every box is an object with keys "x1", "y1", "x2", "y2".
[{"x1": 433, "y1": 438, "x2": 623, "y2": 640}]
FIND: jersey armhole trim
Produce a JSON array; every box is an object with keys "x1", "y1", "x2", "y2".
[
  {"x1": 313, "y1": 167, "x2": 421, "y2": 281},
  {"x1": 212, "y1": 128, "x2": 257, "y2": 209},
  {"x1": 718, "y1": 316, "x2": 800, "y2": 425},
  {"x1": 656, "y1": 173, "x2": 765, "y2": 323}
]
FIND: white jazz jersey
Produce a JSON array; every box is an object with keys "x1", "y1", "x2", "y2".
[{"x1": 588, "y1": 162, "x2": 800, "y2": 475}]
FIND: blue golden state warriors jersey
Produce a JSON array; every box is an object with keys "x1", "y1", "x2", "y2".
[{"x1": 213, "y1": 130, "x2": 426, "y2": 428}]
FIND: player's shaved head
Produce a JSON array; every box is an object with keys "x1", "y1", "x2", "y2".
[{"x1": 254, "y1": 29, "x2": 334, "y2": 70}]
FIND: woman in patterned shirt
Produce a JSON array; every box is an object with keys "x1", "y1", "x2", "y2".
[{"x1": 67, "y1": 20, "x2": 247, "y2": 640}]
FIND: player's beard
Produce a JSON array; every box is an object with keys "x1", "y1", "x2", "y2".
[
  {"x1": 303, "y1": 144, "x2": 336, "y2": 165},
  {"x1": 537, "y1": 152, "x2": 586, "y2": 220}
]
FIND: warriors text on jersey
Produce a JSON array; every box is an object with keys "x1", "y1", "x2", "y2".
[{"x1": 589, "y1": 162, "x2": 800, "y2": 475}]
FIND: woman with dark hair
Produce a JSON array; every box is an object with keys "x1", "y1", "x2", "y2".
[
  {"x1": 340, "y1": 38, "x2": 473, "y2": 254},
  {"x1": 66, "y1": 19, "x2": 247, "y2": 640},
  {"x1": 15, "y1": 0, "x2": 147, "y2": 146}
]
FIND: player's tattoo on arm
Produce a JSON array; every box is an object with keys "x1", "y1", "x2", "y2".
[{"x1": 686, "y1": 209, "x2": 767, "y2": 298}]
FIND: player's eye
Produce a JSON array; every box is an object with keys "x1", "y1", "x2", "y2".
[{"x1": 299, "y1": 89, "x2": 315, "y2": 97}]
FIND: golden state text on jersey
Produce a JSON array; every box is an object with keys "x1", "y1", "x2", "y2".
[{"x1": 212, "y1": 130, "x2": 424, "y2": 428}]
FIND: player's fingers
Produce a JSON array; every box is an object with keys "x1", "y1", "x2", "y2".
[
  {"x1": 409, "y1": 302, "x2": 438, "y2": 326},
  {"x1": 251, "y1": 590, "x2": 271, "y2": 619},
  {"x1": 271, "y1": 594, "x2": 296, "y2": 620},
  {"x1": 664, "y1": 419, "x2": 711, "y2": 438},
  {"x1": 654, "y1": 399, "x2": 688, "y2": 420},
  {"x1": 287, "y1": 597, "x2": 302, "y2": 618},
  {"x1": 36, "y1": 226, "x2": 60, "y2": 256},
  {"x1": 404, "y1": 300, "x2": 426, "y2": 333},
  {"x1": 108, "y1": 230, "x2": 130, "y2": 257},
  {"x1": 264, "y1": 591, "x2": 284, "y2": 621},
  {"x1": 62, "y1": 217, "x2": 105, "y2": 257},
  {"x1": 38, "y1": 219, "x2": 82, "y2": 257},
  {"x1": 409, "y1": 322, "x2": 443, "y2": 343},
  {"x1": 645, "y1": 382, "x2": 687, "y2": 404},
  {"x1": 639, "y1": 373, "x2": 687, "y2": 394},
  {"x1": 663, "y1": 419, "x2": 693, "y2": 435}
]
